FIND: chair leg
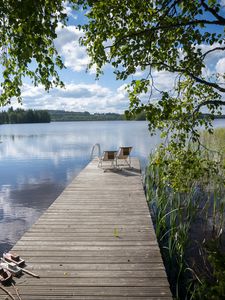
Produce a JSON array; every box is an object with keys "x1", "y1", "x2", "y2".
[
  {"x1": 124, "y1": 157, "x2": 131, "y2": 167},
  {"x1": 128, "y1": 156, "x2": 131, "y2": 167},
  {"x1": 98, "y1": 159, "x2": 102, "y2": 168}
]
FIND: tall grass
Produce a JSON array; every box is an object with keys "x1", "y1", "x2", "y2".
[{"x1": 145, "y1": 128, "x2": 225, "y2": 299}]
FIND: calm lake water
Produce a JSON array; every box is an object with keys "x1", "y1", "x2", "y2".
[
  {"x1": 0, "y1": 119, "x2": 224, "y2": 256},
  {"x1": 0, "y1": 121, "x2": 160, "y2": 255}
]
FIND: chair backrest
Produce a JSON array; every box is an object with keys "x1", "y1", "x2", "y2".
[
  {"x1": 117, "y1": 147, "x2": 132, "y2": 159},
  {"x1": 102, "y1": 151, "x2": 117, "y2": 161}
]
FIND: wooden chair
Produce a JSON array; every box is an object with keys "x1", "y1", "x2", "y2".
[
  {"x1": 98, "y1": 150, "x2": 118, "y2": 167},
  {"x1": 115, "y1": 146, "x2": 132, "y2": 167}
]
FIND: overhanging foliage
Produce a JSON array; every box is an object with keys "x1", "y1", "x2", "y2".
[
  {"x1": 0, "y1": 0, "x2": 76, "y2": 105},
  {"x1": 76, "y1": 0, "x2": 225, "y2": 145}
]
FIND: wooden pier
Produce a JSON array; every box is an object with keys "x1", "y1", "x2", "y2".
[{"x1": 0, "y1": 158, "x2": 172, "y2": 300}]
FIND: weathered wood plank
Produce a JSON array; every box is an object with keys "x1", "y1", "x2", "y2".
[
  {"x1": 11, "y1": 277, "x2": 170, "y2": 287},
  {"x1": 6, "y1": 158, "x2": 171, "y2": 300},
  {"x1": 13, "y1": 246, "x2": 161, "y2": 252},
  {"x1": 1, "y1": 296, "x2": 172, "y2": 300},
  {"x1": 1, "y1": 286, "x2": 171, "y2": 297},
  {"x1": 19, "y1": 236, "x2": 155, "y2": 241},
  {"x1": 22, "y1": 263, "x2": 166, "y2": 271},
  {"x1": 23, "y1": 256, "x2": 163, "y2": 264},
  {"x1": 0, "y1": 295, "x2": 171, "y2": 300},
  {"x1": 16, "y1": 241, "x2": 158, "y2": 247}
]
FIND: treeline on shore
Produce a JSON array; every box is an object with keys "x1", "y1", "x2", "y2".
[
  {"x1": 1, "y1": 108, "x2": 225, "y2": 124},
  {"x1": 0, "y1": 109, "x2": 126, "y2": 124},
  {"x1": 48, "y1": 110, "x2": 125, "y2": 121},
  {"x1": 0, "y1": 108, "x2": 51, "y2": 124}
]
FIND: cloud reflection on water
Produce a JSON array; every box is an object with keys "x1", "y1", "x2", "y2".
[{"x1": 0, "y1": 121, "x2": 160, "y2": 255}]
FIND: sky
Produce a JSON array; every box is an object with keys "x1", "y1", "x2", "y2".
[{"x1": 4, "y1": 2, "x2": 225, "y2": 113}]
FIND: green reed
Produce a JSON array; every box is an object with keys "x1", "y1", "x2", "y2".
[{"x1": 145, "y1": 128, "x2": 225, "y2": 299}]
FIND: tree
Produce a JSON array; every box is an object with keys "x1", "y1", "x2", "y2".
[
  {"x1": 0, "y1": 108, "x2": 50, "y2": 123},
  {"x1": 76, "y1": 0, "x2": 225, "y2": 146},
  {"x1": 2, "y1": 1, "x2": 224, "y2": 129},
  {"x1": 0, "y1": 0, "x2": 75, "y2": 106}
]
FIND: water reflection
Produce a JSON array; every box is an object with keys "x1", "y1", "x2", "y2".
[
  {"x1": 0, "y1": 121, "x2": 159, "y2": 255},
  {"x1": 0, "y1": 120, "x2": 224, "y2": 255}
]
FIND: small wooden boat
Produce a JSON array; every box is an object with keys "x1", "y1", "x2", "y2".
[
  {"x1": 0, "y1": 259, "x2": 22, "y2": 277},
  {"x1": 0, "y1": 267, "x2": 12, "y2": 284},
  {"x1": 3, "y1": 252, "x2": 25, "y2": 267}
]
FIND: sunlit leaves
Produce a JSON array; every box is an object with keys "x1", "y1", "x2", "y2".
[
  {"x1": 75, "y1": 1, "x2": 225, "y2": 147},
  {"x1": 78, "y1": 0, "x2": 225, "y2": 82},
  {"x1": 0, "y1": 0, "x2": 77, "y2": 105}
]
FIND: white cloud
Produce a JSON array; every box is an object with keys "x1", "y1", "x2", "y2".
[
  {"x1": 55, "y1": 23, "x2": 82, "y2": 48},
  {"x1": 117, "y1": 84, "x2": 128, "y2": 99},
  {"x1": 21, "y1": 84, "x2": 45, "y2": 98},
  {"x1": 175, "y1": 43, "x2": 225, "y2": 77},
  {"x1": 10, "y1": 82, "x2": 129, "y2": 113},
  {"x1": 152, "y1": 70, "x2": 177, "y2": 92},
  {"x1": 216, "y1": 57, "x2": 225, "y2": 74},
  {"x1": 62, "y1": 41, "x2": 90, "y2": 72},
  {"x1": 198, "y1": 43, "x2": 225, "y2": 73},
  {"x1": 63, "y1": 2, "x2": 77, "y2": 20},
  {"x1": 132, "y1": 67, "x2": 145, "y2": 77},
  {"x1": 55, "y1": 23, "x2": 91, "y2": 73}
]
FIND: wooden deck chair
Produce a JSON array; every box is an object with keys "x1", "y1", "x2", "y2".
[
  {"x1": 115, "y1": 146, "x2": 133, "y2": 167},
  {"x1": 98, "y1": 150, "x2": 117, "y2": 168}
]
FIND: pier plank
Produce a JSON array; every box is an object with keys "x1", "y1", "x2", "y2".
[{"x1": 0, "y1": 158, "x2": 172, "y2": 300}]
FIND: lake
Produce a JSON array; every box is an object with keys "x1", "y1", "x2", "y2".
[
  {"x1": 0, "y1": 119, "x2": 224, "y2": 256},
  {"x1": 0, "y1": 121, "x2": 160, "y2": 255}
]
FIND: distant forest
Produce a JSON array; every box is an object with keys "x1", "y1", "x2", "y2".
[
  {"x1": 0, "y1": 108, "x2": 51, "y2": 124},
  {"x1": 48, "y1": 110, "x2": 125, "y2": 121},
  {"x1": 0, "y1": 109, "x2": 224, "y2": 124},
  {"x1": 0, "y1": 109, "x2": 125, "y2": 124}
]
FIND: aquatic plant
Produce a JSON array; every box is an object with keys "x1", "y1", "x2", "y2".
[{"x1": 145, "y1": 128, "x2": 225, "y2": 299}]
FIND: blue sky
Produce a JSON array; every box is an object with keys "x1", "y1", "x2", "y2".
[{"x1": 6, "y1": 2, "x2": 225, "y2": 113}]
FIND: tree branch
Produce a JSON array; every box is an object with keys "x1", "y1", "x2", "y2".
[
  {"x1": 188, "y1": 74, "x2": 225, "y2": 93},
  {"x1": 160, "y1": 62, "x2": 225, "y2": 93},
  {"x1": 106, "y1": 16, "x2": 224, "y2": 52},
  {"x1": 195, "y1": 100, "x2": 225, "y2": 112},
  {"x1": 144, "y1": 18, "x2": 225, "y2": 34},
  {"x1": 202, "y1": 47, "x2": 225, "y2": 59},
  {"x1": 201, "y1": 0, "x2": 225, "y2": 23}
]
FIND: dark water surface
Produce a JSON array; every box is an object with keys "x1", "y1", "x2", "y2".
[{"x1": 0, "y1": 121, "x2": 161, "y2": 255}]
